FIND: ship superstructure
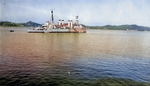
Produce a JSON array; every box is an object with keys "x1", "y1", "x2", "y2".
[{"x1": 28, "y1": 10, "x2": 86, "y2": 33}]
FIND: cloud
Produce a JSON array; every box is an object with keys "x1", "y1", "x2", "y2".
[
  {"x1": 77, "y1": 0, "x2": 150, "y2": 26},
  {"x1": 0, "y1": 0, "x2": 150, "y2": 27}
]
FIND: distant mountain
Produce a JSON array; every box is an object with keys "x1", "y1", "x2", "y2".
[
  {"x1": 22, "y1": 21, "x2": 42, "y2": 27},
  {"x1": 87, "y1": 25, "x2": 150, "y2": 31},
  {"x1": 0, "y1": 21, "x2": 42, "y2": 27}
]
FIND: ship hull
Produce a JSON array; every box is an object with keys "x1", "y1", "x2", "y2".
[
  {"x1": 28, "y1": 30, "x2": 45, "y2": 33},
  {"x1": 48, "y1": 29, "x2": 86, "y2": 33},
  {"x1": 49, "y1": 29, "x2": 69, "y2": 33},
  {"x1": 28, "y1": 29, "x2": 86, "y2": 33}
]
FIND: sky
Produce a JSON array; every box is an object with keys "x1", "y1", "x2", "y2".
[{"x1": 0, "y1": 0, "x2": 150, "y2": 26}]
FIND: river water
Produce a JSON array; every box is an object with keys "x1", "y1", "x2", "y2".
[{"x1": 0, "y1": 27, "x2": 150, "y2": 82}]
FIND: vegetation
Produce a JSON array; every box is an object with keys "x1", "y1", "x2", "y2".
[
  {"x1": 0, "y1": 21, "x2": 42, "y2": 27},
  {"x1": 0, "y1": 76, "x2": 149, "y2": 86},
  {"x1": 87, "y1": 25, "x2": 150, "y2": 31},
  {"x1": 0, "y1": 21, "x2": 20, "y2": 27},
  {"x1": 1, "y1": 21, "x2": 150, "y2": 31}
]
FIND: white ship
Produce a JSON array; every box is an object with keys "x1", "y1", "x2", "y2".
[{"x1": 28, "y1": 10, "x2": 86, "y2": 33}]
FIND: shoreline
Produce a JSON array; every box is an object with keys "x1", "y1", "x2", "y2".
[{"x1": 0, "y1": 26, "x2": 146, "y2": 31}]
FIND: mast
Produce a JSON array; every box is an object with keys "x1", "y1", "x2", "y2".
[{"x1": 76, "y1": 15, "x2": 79, "y2": 25}]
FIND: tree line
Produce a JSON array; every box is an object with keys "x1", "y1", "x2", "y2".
[{"x1": 0, "y1": 21, "x2": 42, "y2": 27}]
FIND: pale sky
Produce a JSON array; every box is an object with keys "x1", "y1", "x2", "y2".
[{"x1": 0, "y1": 0, "x2": 150, "y2": 26}]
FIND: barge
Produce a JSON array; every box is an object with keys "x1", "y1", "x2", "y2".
[{"x1": 28, "y1": 10, "x2": 86, "y2": 33}]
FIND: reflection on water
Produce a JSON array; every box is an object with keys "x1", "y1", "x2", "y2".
[{"x1": 0, "y1": 27, "x2": 150, "y2": 82}]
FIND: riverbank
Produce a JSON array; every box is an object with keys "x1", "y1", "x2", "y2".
[
  {"x1": 0, "y1": 76, "x2": 149, "y2": 86},
  {"x1": 87, "y1": 25, "x2": 150, "y2": 31}
]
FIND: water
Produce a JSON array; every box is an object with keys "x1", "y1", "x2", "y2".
[{"x1": 0, "y1": 27, "x2": 150, "y2": 82}]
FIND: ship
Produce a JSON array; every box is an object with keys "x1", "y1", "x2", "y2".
[{"x1": 28, "y1": 10, "x2": 86, "y2": 33}]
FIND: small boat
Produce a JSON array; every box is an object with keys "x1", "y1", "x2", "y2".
[{"x1": 10, "y1": 30, "x2": 14, "y2": 32}]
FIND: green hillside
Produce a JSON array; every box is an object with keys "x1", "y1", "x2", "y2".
[
  {"x1": 0, "y1": 21, "x2": 42, "y2": 27},
  {"x1": 87, "y1": 25, "x2": 150, "y2": 31}
]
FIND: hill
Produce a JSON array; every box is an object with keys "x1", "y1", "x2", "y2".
[
  {"x1": 0, "y1": 21, "x2": 42, "y2": 27},
  {"x1": 87, "y1": 25, "x2": 150, "y2": 31},
  {"x1": 22, "y1": 21, "x2": 42, "y2": 27}
]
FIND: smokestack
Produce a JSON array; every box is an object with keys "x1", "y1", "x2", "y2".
[
  {"x1": 68, "y1": 20, "x2": 70, "y2": 27},
  {"x1": 51, "y1": 10, "x2": 54, "y2": 22},
  {"x1": 70, "y1": 20, "x2": 73, "y2": 29},
  {"x1": 62, "y1": 20, "x2": 64, "y2": 25},
  {"x1": 59, "y1": 20, "x2": 61, "y2": 25}
]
